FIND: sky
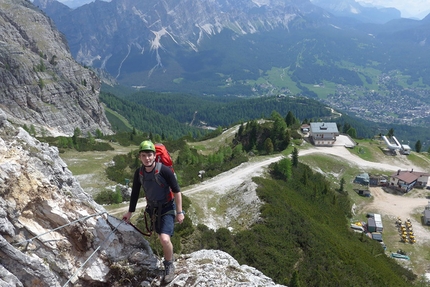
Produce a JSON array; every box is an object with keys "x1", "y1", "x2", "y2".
[
  {"x1": 55, "y1": 0, "x2": 430, "y2": 19},
  {"x1": 356, "y1": 0, "x2": 430, "y2": 18}
]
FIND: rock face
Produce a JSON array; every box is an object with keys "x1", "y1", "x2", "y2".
[
  {"x1": 0, "y1": 109, "x2": 285, "y2": 286},
  {"x1": 0, "y1": 0, "x2": 112, "y2": 136},
  {"x1": 0, "y1": 108, "x2": 158, "y2": 286},
  {"x1": 173, "y1": 249, "x2": 285, "y2": 286}
]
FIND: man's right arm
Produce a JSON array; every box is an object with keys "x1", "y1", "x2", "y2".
[
  {"x1": 123, "y1": 168, "x2": 141, "y2": 222},
  {"x1": 122, "y1": 211, "x2": 133, "y2": 223}
]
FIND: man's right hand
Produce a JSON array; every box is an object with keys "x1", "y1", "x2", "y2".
[{"x1": 122, "y1": 211, "x2": 132, "y2": 223}]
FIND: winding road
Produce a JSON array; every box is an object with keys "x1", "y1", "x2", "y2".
[{"x1": 110, "y1": 142, "x2": 430, "y2": 245}]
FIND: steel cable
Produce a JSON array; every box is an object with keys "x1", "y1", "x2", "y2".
[{"x1": 62, "y1": 219, "x2": 124, "y2": 287}]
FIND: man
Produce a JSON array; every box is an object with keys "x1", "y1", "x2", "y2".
[{"x1": 123, "y1": 140, "x2": 184, "y2": 283}]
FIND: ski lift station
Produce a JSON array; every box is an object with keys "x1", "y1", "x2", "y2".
[{"x1": 381, "y1": 136, "x2": 411, "y2": 155}]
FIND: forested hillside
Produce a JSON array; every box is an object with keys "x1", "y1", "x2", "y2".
[
  {"x1": 144, "y1": 158, "x2": 418, "y2": 286},
  {"x1": 100, "y1": 87, "x2": 335, "y2": 140},
  {"x1": 100, "y1": 87, "x2": 430, "y2": 150},
  {"x1": 100, "y1": 92, "x2": 202, "y2": 139}
]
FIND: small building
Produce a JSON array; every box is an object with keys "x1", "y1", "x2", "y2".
[
  {"x1": 367, "y1": 217, "x2": 376, "y2": 232},
  {"x1": 354, "y1": 173, "x2": 369, "y2": 185},
  {"x1": 301, "y1": 124, "x2": 310, "y2": 133},
  {"x1": 389, "y1": 169, "x2": 430, "y2": 192},
  {"x1": 374, "y1": 213, "x2": 383, "y2": 232},
  {"x1": 424, "y1": 202, "x2": 430, "y2": 225},
  {"x1": 309, "y1": 122, "x2": 339, "y2": 146},
  {"x1": 369, "y1": 175, "x2": 387, "y2": 187},
  {"x1": 357, "y1": 189, "x2": 371, "y2": 197},
  {"x1": 371, "y1": 232, "x2": 383, "y2": 242},
  {"x1": 424, "y1": 210, "x2": 430, "y2": 225}
]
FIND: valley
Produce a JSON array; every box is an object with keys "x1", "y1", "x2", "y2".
[
  {"x1": 4, "y1": 0, "x2": 430, "y2": 285},
  {"x1": 322, "y1": 81, "x2": 430, "y2": 127},
  {"x1": 252, "y1": 67, "x2": 430, "y2": 128}
]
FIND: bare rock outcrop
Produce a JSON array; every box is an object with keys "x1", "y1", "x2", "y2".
[
  {"x1": 0, "y1": 108, "x2": 157, "y2": 286},
  {"x1": 0, "y1": 0, "x2": 112, "y2": 136}
]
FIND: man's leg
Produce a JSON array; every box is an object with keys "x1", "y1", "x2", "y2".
[
  {"x1": 159, "y1": 233, "x2": 173, "y2": 261},
  {"x1": 159, "y1": 233, "x2": 175, "y2": 283}
]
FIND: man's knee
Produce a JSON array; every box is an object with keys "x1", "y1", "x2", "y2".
[{"x1": 159, "y1": 234, "x2": 171, "y2": 246}]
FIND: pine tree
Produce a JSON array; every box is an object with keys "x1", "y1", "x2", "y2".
[
  {"x1": 415, "y1": 140, "x2": 422, "y2": 153},
  {"x1": 289, "y1": 270, "x2": 301, "y2": 287},
  {"x1": 285, "y1": 111, "x2": 295, "y2": 127},
  {"x1": 339, "y1": 177, "x2": 345, "y2": 193},
  {"x1": 264, "y1": 138, "x2": 274, "y2": 154},
  {"x1": 292, "y1": 147, "x2": 298, "y2": 168}
]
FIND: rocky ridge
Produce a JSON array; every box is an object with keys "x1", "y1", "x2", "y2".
[
  {"x1": 0, "y1": 107, "x2": 284, "y2": 286},
  {"x1": 0, "y1": 0, "x2": 112, "y2": 136}
]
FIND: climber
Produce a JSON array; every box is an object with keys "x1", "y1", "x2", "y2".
[{"x1": 122, "y1": 140, "x2": 184, "y2": 282}]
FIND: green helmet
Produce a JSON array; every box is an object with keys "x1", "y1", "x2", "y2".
[{"x1": 139, "y1": 140, "x2": 155, "y2": 152}]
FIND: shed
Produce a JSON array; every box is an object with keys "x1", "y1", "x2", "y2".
[
  {"x1": 367, "y1": 218, "x2": 376, "y2": 233},
  {"x1": 424, "y1": 210, "x2": 430, "y2": 225},
  {"x1": 301, "y1": 124, "x2": 310, "y2": 133},
  {"x1": 354, "y1": 173, "x2": 369, "y2": 185},
  {"x1": 369, "y1": 175, "x2": 387, "y2": 187},
  {"x1": 374, "y1": 213, "x2": 383, "y2": 232},
  {"x1": 358, "y1": 189, "x2": 371, "y2": 197},
  {"x1": 371, "y1": 232, "x2": 383, "y2": 242}
]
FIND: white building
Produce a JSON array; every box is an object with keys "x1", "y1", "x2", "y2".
[{"x1": 309, "y1": 122, "x2": 339, "y2": 146}]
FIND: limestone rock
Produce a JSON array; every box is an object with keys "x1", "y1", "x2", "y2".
[
  {"x1": 0, "y1": 110, "x2": 157, "y2": 286},
  {"x1": 0, "y1": 0, "x2": 112, "y2": 136}
]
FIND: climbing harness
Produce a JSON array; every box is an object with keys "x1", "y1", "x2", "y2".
[{"x1": 145, "y1": 202, "x2": 176, "y2": 232}]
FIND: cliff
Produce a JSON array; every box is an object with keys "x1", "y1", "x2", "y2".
[{"x1": 0, "y1": 0, "x2": 112, "y2": 136}]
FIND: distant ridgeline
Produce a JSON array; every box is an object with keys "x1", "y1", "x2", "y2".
[{"x1": 36, "y1": 0, "x2": 430, "y2": 96}]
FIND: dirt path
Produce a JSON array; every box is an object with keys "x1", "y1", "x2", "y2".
[
  {"x1": 109, "y1": 156, "x2": 283, "y2": 219},
  {"x1": 362, "y1": 187, "x2": 430, "y2": 243},
  {"x1": 110, "y1": 145, "x2": 430, "y2": 244}
]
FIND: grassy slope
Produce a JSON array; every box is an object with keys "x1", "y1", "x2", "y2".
[{"x1": 61, "y1": 143, "x2": 137, "y2": 196}]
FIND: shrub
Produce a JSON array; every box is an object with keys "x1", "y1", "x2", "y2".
[{"x1": 94, "y1": 188, "x2": 123, "y2": 205}]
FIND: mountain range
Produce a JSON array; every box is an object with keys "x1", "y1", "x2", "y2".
[{"x1": 33, "y1": 0, "x2": 430, "y2": 98}]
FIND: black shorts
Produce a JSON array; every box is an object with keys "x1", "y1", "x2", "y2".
[{"x1": 146, "y1": 201, "x2": 176, "y2": 236}]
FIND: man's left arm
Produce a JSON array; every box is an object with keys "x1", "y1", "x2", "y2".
[
  {"x1": 162, "y1": 165, "x2": 184, "y2": 223},
  {"x1": 174, "y1": 192, "x2": 184, "y2": 223}
]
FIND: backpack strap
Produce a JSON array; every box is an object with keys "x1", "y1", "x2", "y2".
[
  {"x1": 153, "y1": 162, "x2": 165, "y2": 187},
  {"x1": 139, "y1": 163, "x2": 173, "y2": 203}
]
